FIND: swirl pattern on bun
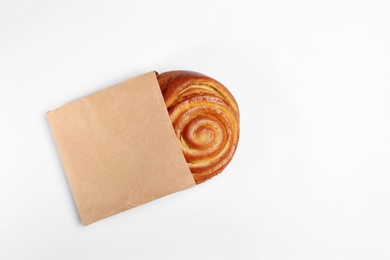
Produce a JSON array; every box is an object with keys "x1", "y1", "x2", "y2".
[{"x1": 157, "y1": 71, "x2": 239, "y2": 184}]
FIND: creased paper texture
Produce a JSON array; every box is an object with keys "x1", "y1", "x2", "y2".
[{"x1": 47, "y1": 71, "x2": 195, "y2": 225}]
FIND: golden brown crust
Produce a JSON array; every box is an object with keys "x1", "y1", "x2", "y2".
[{"x1": 157, "y1": 70, "x2": 240, "y2": 184}]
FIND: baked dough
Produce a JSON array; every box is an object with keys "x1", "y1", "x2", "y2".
[{"x1": 157, "y1": 71, "x2": 240, "y2": 184}]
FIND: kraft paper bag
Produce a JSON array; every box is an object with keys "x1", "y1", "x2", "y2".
[{"x1": 47, "y1": 71, "x2": 196, "y2": 225}]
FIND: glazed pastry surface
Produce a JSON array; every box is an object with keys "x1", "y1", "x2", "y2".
[{"x1": 157, "y1": 71, "x2": 240, "y2": 184}]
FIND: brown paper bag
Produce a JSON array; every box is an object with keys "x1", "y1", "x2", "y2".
[{"x1": 47, "y1": 71, "x2": 196, "y2": 225}]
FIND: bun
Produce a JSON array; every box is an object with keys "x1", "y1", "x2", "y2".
[{"x1": 157, "y1": 71, "x2": 240, "y2": 184}]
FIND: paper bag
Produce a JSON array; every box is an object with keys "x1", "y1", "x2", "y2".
[{"x1": 47, "y1": 71, "x2": 196, "y2": 225}]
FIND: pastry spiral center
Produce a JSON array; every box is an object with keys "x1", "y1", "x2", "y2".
[
  {"x1": 184, "y1": 117, "x2": 221, "y2": 149},
  {"x1": 194, "y1": 126, "x2": 214, "y2": 144}
]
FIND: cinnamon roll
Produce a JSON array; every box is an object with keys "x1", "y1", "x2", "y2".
[{"x1": 157, "y1": 71, "x2": 240, "y2": 184}]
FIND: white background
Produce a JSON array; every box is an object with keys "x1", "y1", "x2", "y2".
[{"x1": 1, "y1": 1, "x2": 390, "y2": 259}]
